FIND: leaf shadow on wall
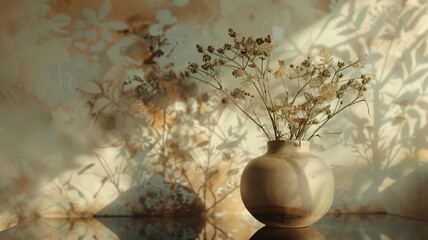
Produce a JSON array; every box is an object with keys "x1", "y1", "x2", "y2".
[
  {"x1": 0, "y1": 77, "x2": 107, "y2": 227},
  {"x1": 307, "y1": 0, "x2": 428, "y2": 220},
  {"x1": 0, "y1": 7, "x2": 249, "y2": 231},
  {"x1": 83, "y1": 30, "x2": 254, "y2": 218}
]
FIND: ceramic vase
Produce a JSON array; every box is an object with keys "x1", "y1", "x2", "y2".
[{"x1": 240, "y1": 140, "x2": 334, "y2": 228}]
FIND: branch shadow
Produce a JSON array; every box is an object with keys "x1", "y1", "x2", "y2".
[{"x1": 305, "y1": 0, "x2": 428, "y2": 220}]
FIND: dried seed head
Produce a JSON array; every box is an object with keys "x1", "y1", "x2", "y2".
[
  {"x1": 265, "y1": 35, "x2": 272, "y2": 43},
  {"x1": 202, "y1": 54, "x2": 211, "y2": 62},
  {"x1": 230, "y1": 88, "x2": 246, "y2": 100},
  {"x1": 228, "y1": 28, "x2": 237, "y2": 38},
  {"x1": 196, "y1": 44, "x2": 203, "y2": 53},
  {"x1": 321, "y1": 68, "x2": 330, "y2": 78},
  {"x1": 232, "y1": 68, "x2": 245, "y2": 78},
  {"x1": 221, "y1": 97, "x2": 229, "y2": 104},
  {"x1": 301, "y1": 59, "x2": 311, "y2": 68},
  {"x1": 207, "y1": 45, "x2": 215, "y2": 53},
  {"x1": 201, "y1": 63, "x2": 210, "y2": 70},
  {"x1": 187, "y1": 62, "x2": 199, "y2": 73}
]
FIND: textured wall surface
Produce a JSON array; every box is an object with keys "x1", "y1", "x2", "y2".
[{"x1": 0, "y1": 0, "x2": 427, "y2": 231}]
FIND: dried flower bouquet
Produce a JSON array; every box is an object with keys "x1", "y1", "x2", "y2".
[{"x1": 187, "y1": 28, "x2": 374, "y2": 141}]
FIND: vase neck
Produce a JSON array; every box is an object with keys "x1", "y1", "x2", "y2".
[{"x1": 266, "y1": 140, "x2": 310, "y2": 154}]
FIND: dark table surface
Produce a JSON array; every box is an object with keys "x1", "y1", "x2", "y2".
[{"x1": 0, "y1": 213, "x2": 426, "y2": 239}]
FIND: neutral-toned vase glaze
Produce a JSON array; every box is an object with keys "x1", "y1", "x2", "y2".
[{"x1": 240, "y1": 140, "x2": 334, "y2": 228}]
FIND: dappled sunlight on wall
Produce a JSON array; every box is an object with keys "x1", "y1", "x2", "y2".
[{"x1": 309, "y1": 0, "x2": 428, "y2": 220}]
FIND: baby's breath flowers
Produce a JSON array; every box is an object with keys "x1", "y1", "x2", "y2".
[{"x1": 187, "y1": 28, "x2": 374, "y2": 141}]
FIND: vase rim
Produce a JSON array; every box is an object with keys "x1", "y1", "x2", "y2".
[
  {"x1": 266, "y1": 140, "x2": 310, "y2": 153},
  {"x1": 267, "y1": 140, "x2": 309, "y2": 143}
]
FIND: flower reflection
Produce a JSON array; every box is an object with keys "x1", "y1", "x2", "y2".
[{"x1": 96, "y1": 216, "x2": 205, "y2": 240}]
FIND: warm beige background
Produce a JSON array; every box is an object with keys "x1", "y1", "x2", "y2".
[{"x1": 0, "y1": 0, "x2": 427, "y2": 231}]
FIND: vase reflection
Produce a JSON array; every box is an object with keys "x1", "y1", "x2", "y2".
[{"x1": 250, "y1": 226, "x2": 326, "y2": 240}]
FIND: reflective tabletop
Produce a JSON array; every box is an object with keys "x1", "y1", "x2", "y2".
[{"x1": 0, "y1": 214, "x2": 426, "y2": 239}]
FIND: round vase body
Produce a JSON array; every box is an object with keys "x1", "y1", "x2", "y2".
[{"x1": 240, "y1": 140, "x2": 334, "y2": 228}]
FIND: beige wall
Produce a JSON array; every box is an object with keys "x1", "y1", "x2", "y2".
[{"x1": 0, "y1": 0, "x2": 427, "y2": 231}]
